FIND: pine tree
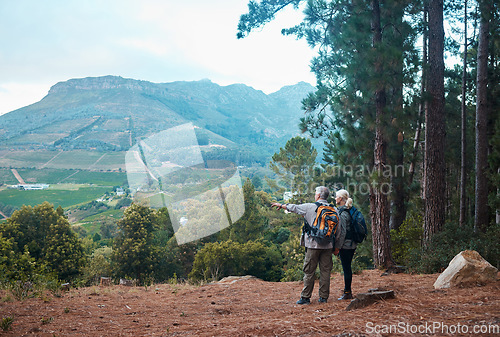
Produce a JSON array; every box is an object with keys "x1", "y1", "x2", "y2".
[
  {"x1": 423, "y1": 0, "x2": 446, "y2": 244},
  {"x1": 238, "y1": 0, "x2": 420, "y2": 268},
  {"x1": 269, "y1": 136, "x2": 317, "y2": 203},
  {"x1": 474, "y1": 0, "x2": 491, "y2": 232}
]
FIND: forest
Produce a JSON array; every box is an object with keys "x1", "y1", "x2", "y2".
[{"x1": 0, "y1": 0, "x2": 499, "y2": 294}]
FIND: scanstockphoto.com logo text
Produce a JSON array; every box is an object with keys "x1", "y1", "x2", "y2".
[{"x1": 365, "y1": 321, "x2": 500, "y2": 335}]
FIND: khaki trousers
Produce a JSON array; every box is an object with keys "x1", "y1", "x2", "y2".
[{"x1": 300, "y1": 248, "x2": 333, "y2": 299}]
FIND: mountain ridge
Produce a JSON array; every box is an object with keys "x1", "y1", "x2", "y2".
[{"x1": 0, "y1": 76, "x2": 316, "y2": 165}]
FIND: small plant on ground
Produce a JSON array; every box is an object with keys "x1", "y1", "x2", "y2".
[
  {"x1": 1, "y1": 316, "x2": 14, "y2": 331},
  {"x1": 168, "y1": 273, "x2": 178, "y2": 285},
  {"x1": 1, "y1": 294, "x2": 13, "y2": 302},
  {"x1": 10, "y1": 280, "x2": 36, "y2": 301},
  {"x1": 40, "y1": 317, "x2": 53, "y2": 325}
]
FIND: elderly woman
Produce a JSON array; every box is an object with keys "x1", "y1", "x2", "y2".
[{"x1": 334, "y1": 189, "x2": 357, "y2": 300}]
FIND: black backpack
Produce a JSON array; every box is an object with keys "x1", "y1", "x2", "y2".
[
  {"x1": 341, "y1": 206, "x2": 367, "y2": 244},
  {"x1": 303, "y1": 202, "x2": 339, "y2": 244}
]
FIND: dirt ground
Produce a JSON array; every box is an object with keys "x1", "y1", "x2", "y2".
[{"x1": 1, "y1": 270, "x2": 499, "y2": 337}]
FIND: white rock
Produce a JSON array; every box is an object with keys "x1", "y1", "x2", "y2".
[{"x1": 434, "y1": 250, "x2": 498, "y2": 289}]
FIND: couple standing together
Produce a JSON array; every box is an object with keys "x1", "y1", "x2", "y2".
[{"x1": 272, "y1": 186, "x2": 356, "y2": 304}]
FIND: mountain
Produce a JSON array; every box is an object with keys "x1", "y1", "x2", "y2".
[{"x1": 0, "y1": 76, "x2": 315, "y2": 165}]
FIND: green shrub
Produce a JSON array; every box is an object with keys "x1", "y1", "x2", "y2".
[
  {"x1": 264, "y1": 227, "x2": 291, "y2": 245},
  {"x1": 189, "y1": 240, "x2": 283, "y2": 282},
  {"x1": 407, "y1": 222, "x2": 500, "y2": 273},
  {"x1": 390, "y1": 212, "x2": 423, "y2": 266},
  {"x1": 81, "y1": 246, "x2": 113, "y2": 286},
  {"x1": 280, "y1": 235, "x2": 305, "y2": 282}
]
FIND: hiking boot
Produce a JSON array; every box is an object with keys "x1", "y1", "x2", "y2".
[
  {"x1": 318, "y1": 297, "x2": 328, "y2": 303},
  {"x1": 296, "y1": 297, "x2": 311, "y2": 305},
  {"x1": 337, "y1": 292, "x2": 353, "y2": 300}
]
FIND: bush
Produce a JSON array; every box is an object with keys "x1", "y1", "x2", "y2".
[
  {"x1": 82, "y1": 246, "x2": 113, "y2": 286},
  {"x1": 189, "y1": 240, "x2": 284, "y2": 282},
  {"x1": 0, "y1": 202, "x2": 86, "y2": 281},
  {"x1": 390, "y1": 212, "x2": 423, "y2": 266},
  {"x1": 264, "y1": 227, "x2": 291, "y2": 245},
  {"x1": 280, "y1": 235, "x2": 305, "y2": 282},
  {"x1": 407, "y1": 222, "x2": 500, "y2": 273}
]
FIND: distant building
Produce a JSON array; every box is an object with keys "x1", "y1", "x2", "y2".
[
  {"x1": 283, "y1": 191, "x2": 297, "y2": 202},
  {"x1": 12, "y1": 184, "x2": 49, "y2": 190},
  {"x1": 116, "y1": 188, "x2": 125, "y2": 196}
]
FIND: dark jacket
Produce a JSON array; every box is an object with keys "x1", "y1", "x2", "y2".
[{"x1": 337, "y1": 206, "x2": 357, "y2": 250}]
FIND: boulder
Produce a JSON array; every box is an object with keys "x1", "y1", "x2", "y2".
[
  {"x1": 119, "y1": 278, "x2": 134, "y2": 286},
  {"x1": 433, "y1": 250, "x2": 498, "y2": 289}
]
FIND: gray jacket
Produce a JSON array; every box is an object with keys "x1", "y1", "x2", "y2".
[
  {"x1": 285, "y1": 199, "x2": 336, "y2": 250},
  {"x1": 336, "y1": 206, "x2": 357, "y2": 250}
]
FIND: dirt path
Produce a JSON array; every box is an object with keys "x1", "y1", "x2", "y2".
[
  {"x1": 10, "y1": 168, "x2": 25, "y2": 184},
  {"x1": 0, "y1": 270, "x2": 498, "y2": 336}
]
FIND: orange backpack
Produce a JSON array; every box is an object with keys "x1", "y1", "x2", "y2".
[{"x1": 303, "y1": 202, "x2": 339, "y2": 244}]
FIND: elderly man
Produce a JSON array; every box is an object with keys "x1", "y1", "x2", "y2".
[{"x1": 272, "y1": 186, "x2": 339, "y2": 304}]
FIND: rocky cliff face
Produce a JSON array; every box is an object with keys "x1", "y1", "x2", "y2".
[{"x1": 48, "y1": 76, "x2": 158, "y2": 94}]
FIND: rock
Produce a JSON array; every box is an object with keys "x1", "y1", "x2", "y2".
[
  {"x1": 433, "y1": 250, "x2": 498, "y2": 289},
  {"x1": 120, "y1": 278, "x2": 134, "y2": 286},
  {"x1": 218, "y1": 275, "x2": 256, "y2": 284},
  {"x1": 345, "y1": 290, "x2": 395, "y2": 311}
]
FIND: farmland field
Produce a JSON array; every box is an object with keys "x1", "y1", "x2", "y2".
[
  {"x1": 0, "y1": 185, "x2": 112, "y2": 209},
  {"x1": 3, "y1": 133, "x2": 67, "y2": 145},
  {"x1": 0, "y1": 169, "x2": 18, "y2": 185},
  {"x1": 37, "y1": 117, "x2": 95, "y2": 133},
  {"x1": 61, "y1": 170, "x2": 127, "y2": 185},
  {"x1": 76, "y1": 208, "x2": 124, "y2": 235},
  {"x1": 0, "y1": 150, "x2": 126, "y2": 170},
  {"x1": 0, "y1": 150, "x2": 59, "y2": 168},
  {"x1": 0, "y1": 168, "x2": 127, "y2": 186},
  {"x1": 10, "y1": 168, "x2": 79, "y2": 184}
]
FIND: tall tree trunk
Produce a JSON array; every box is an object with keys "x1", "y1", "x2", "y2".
[
  {"x1": 389, "y1": 4, "x2": 408, "y2": 232},
  {"x1": 410, "y1": 1, "x2": 428, "y2": 197},
  {"x1": 474, "y1": 1, "x2": 490, "y2": 232},
  {"x1": 424, "y1": 0, "x2": 446, "y2": 245},
  {"x1": 389, "y1": 132, "x2": 406, "y2": 231},
  {"x1": 459, "y1": 0, "x2": 468, "y2": 227},
  {"x1": 370, "y1": 0, "x2": 394, "y2": 269}
]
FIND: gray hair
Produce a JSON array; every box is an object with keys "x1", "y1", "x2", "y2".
[{"x1": 315, "y1": 186, "x2": 330, "y2": 200}]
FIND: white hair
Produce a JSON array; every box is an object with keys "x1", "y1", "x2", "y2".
[{"x1": 336, "y1": 189, "x2": 353, "y2": 208}]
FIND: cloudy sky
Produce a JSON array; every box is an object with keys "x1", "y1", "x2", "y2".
[{"x1": 0, "y1": 0, "x2": 316, "y2": 115}]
